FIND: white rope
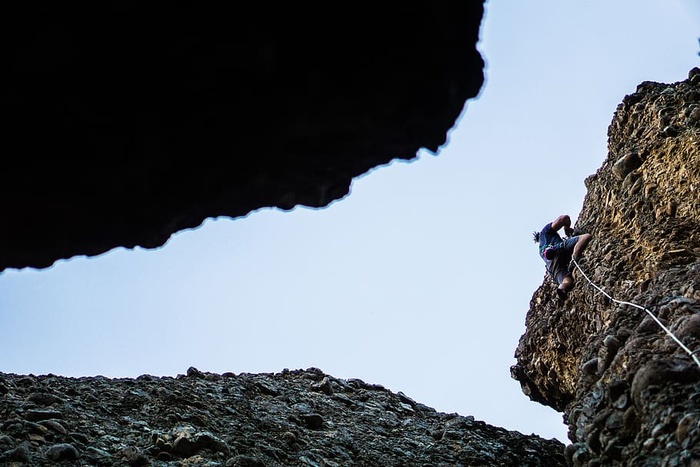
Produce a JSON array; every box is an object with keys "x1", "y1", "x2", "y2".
[{"x1": 571, "y1": 258, "x2": 700, "y2": 369}]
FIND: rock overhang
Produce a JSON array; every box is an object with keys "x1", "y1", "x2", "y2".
[{"x1": 4, "y1": 3, "x2": 486, "y2": 272}]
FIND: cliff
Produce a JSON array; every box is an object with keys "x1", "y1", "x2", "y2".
[{"x1": 512, "y1": 67, "x2": 700, "y2": 466}]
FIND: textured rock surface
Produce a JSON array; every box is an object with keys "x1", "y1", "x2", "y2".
[
  {"x1": 3, "y1": 3, "x2": 485, "y2": 272},
  {"x1": 512, "y1": 68, "x2": 700, "y2": 466},
  {"x1": 0, "y1": 368, "x2": 566, "y2": 466}
]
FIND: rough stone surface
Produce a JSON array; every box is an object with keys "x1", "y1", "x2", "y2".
[
  {"x1": 3, "y1": 3, "x2": 485, "y2": 272},
  {"x1": 512, "y1": 67, "x2": 700, "y2": 466},
  {"x1": 0, "y1": 368, "x2": 566, "y2": 466}
]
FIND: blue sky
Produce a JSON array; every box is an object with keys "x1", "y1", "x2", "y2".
[{"x1": 1, "y1": 1, "x2": 698, "y2": 443}]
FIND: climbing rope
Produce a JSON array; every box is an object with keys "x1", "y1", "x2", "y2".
[{"x1": 571, "y1": 258, "x2": 700, "y2": 369}]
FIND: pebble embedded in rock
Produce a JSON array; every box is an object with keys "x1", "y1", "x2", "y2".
[{"x1": 45, "y1": 443, "x2": 79, "y2": 461}]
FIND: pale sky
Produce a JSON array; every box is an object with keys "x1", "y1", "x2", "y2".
[{"x1": 1, "y1": 1, "x2": 698, "y2": 443}]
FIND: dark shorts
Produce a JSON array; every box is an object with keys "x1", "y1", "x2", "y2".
[{"x1": 548, "y1": 236, "x2": 579, "y2": 284}]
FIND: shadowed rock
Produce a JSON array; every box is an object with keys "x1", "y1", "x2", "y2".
[{"x1": 3, "y1": 3, "x2": 485, "y2": 272}]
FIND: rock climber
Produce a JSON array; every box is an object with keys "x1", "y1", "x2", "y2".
[{"x1": 532, "y1": 214, "x2": 592, "y2": 302}]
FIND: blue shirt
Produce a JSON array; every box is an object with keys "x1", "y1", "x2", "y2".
[{"x1": 538, "y1": 223, "x2": 563, "y2": 262}]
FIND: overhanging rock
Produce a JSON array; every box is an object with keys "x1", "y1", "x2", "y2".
[{"x1": 4, "y1": 4, "x2": 485, "y2": 272}]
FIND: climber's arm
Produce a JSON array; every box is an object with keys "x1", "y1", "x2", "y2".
[{"x1": 551, "y1": 214, "x2": 574, "y2": 236}]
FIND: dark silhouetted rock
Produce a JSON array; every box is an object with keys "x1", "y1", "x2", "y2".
[{"x1": 3, "y1": 3, "x2": 485, "y2": 272}]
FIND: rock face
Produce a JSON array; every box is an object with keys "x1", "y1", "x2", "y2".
[
  {"x1": 512, "y1": 68, "x2": 700, "y2": 466},
  {"x1": 0, "y1": 368, "x2": 567, "y2": 466},
  {"x1": 3, "y1": 3, "x2": 485, "y2": 273}
]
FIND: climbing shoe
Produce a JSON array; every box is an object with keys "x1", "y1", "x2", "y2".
[{"x1": 556, "y1": 288, "x2": 568, "y2": 301}]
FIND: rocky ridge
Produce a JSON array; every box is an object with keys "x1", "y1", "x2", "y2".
[
  {"x1": 0, "y1": 367, "x2": 566, "y2": 466},
  {"x1": 512, "y1": 68, "x2": 700, "y2": 466}
]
